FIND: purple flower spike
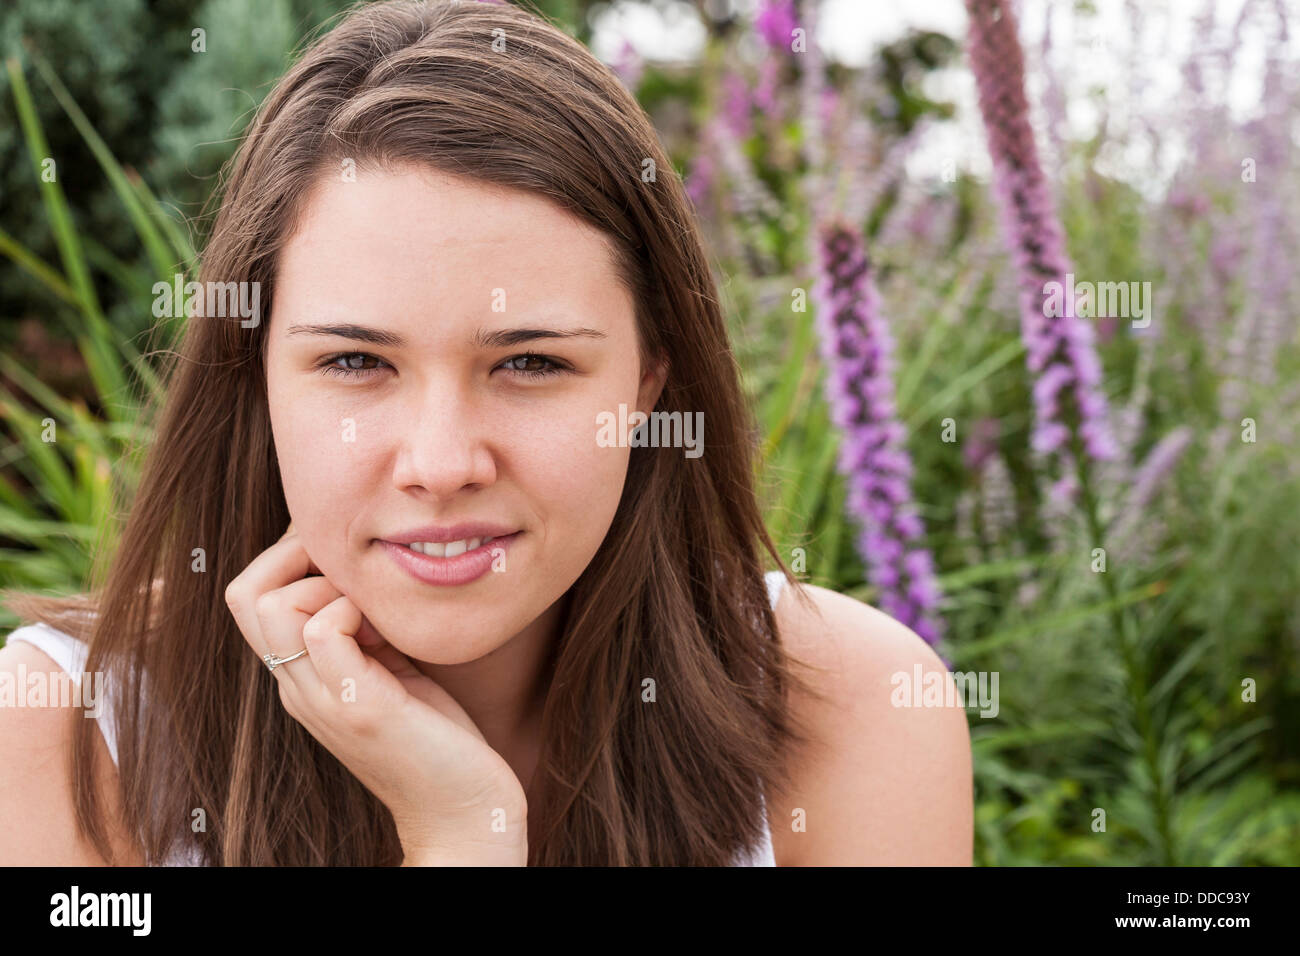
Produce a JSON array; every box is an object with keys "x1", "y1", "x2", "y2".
[
  {"x1": 756, "y1": 0, "x2": 799, "y2": 53},
  {"x1": 611, "y1": 38, "x2": 643, "y2": 93},
  {"x1": 813, "y1": 219, "x2": 946, "y2": 647},
  {"x1": 966, "y1": 0, "x2": 1117, "y2": 484},
  {"x1": 721, "y1": 70, "x2": 752, "y2": 137}
]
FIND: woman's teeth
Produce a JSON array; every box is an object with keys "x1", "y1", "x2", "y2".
[{"x1": 406, "y1": 536, "x2": 494, "y2": 558}]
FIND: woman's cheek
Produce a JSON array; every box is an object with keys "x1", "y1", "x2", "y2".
[
  {"x1": 274, "y1": 396, "x2": 375, "y2": 565},
  {"x1": 567, "y1": 406, "x2": 633, "y2": 553}
]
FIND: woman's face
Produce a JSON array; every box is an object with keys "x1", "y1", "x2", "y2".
[{"x1": 266, "y1": 164, "x2": 665, "y2": 664}]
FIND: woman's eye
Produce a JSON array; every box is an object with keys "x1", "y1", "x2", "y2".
[
  {"x1": 315, "y1": 352, "x2": 572, "y2": 382},
  {"x1": 497, "y1": 353, "x2": 572, "y2": 380},
  {"x1": 318, "y1": 352, "x2": 390, "y2": 379}
]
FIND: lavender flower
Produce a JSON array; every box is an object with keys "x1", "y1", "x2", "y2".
[
  {"x1": 1120, "y1": 426, "x2": 1194, "y2": 519},
  {"x1": 963, "y1": 417, "x2": 1002, "y2": 473},
  {"x1": 1036, "y1": 2, "x2": 1068, "y2": 169},
  {"x1": 978, "y1": 452, "x2": 1018, "y2": 549},
  {"x1": 1218, "y1": 2, "x2": 1294, "y2": 440},
  {"x1": 710, "y1": 110, "x2": 781, "y2": 223},
  {"x1": 721, "y1": 69, "x2": 753, "y2": 138},
  {"x1": 798, "y1": 0, "x2": 828, "y2": 216},
  {"x1": 965, "y1": 0, "x2": 1118, "y2": 489},
  {"x1": 684, "y1": 143, "x2": 716, "y2": 210},
  {"x1": 752, "y1": 0, "x2": 799, "y2": 120},
  {"x1": 812, "y1": 219, "x2": 945, "y2": 647},
  {"x1": 696, "y1": 107, "x2": 780, "y2": 273},
  {"x1": 754, "y1": 55, "x2": 782, "y2": 115},
  {"x1": 1111, "y1": 426, "x2": 1194, "y2": 563},
  {"x1": 756, "y1": 0, "x2": 798, "y2": 53},
  {"x1": 842, "y1": 120, "x2": 931, "y2": 233},
  {"x1": 610, "y1": 38, "x2": 643, "y2": 94},
  {"x1": 689, "y1": 54, "x2": 782, "y2": 273}
]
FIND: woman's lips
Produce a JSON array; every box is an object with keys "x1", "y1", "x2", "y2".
[{"x1": 379, "y1": 532, "x2": 521, "y2": 587}]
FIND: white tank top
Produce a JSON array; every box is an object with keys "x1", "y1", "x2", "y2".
[{"x1": 4, "y1": 569, "x2": 790, "y2": 866}]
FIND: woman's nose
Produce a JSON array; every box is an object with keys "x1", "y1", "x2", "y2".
[{"x1": 389, "y1": 381, "x2": 498, "y2": 497}]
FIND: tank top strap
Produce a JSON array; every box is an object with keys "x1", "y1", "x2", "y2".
[{"x1": 763, "y1": 569, "x2": 788, "y2": 610}]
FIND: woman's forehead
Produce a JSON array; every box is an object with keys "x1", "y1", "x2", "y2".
[{"x1": 272, "y1": 168, "x2": 632, "y2": 330}]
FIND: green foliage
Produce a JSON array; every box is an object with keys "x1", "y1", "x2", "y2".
[
  {"x1": 0, "y1": 54, "x2": 185, "y2": 622},
  {"x1": 0, "y1": 0, "x2": 204, "y2": 332},
  {"x1": 148, "y1": 0, "x2": 350, "y2": 251}
]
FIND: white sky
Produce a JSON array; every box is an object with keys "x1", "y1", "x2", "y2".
[{"x1": 590, "y1": 0, "x2": 1295, "y2": 196}]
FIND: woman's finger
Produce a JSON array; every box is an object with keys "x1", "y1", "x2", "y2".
[
  {"x1": 354, "y1": 612, "x2": 387, "y2": 648},
  {"x1": 249, "y1": 574, "x2": 342, "y2": 689},
  {"x1": 301, "y1": 595, "x2": 402, "y2": 713},
  {"x1": 225, "y1": 532, "x2": 322, "y2": 661}
]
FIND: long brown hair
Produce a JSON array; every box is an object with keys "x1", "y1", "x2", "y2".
[{"x1": 4, "y1": 0, "x2": 826, "y2": 865}]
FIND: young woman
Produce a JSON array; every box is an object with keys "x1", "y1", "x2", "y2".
[{"x1": 0, "y1": 0, "x2": 971, "y2": 866}]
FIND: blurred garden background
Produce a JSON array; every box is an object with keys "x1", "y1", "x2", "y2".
[{"x1": 1, "y1": 0, "x2": 1297, "y2": 864}]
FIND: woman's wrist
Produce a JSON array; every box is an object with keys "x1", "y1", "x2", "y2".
[{"x1": 396, "y1": 801, "x2": 529, "y2": 866}]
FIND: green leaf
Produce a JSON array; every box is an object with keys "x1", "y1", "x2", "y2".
[
  {"x1": 905, "y1": 338, "x2": 1026, "y2": 428},
  {"x1": 6, "y1": 55, "x2": 126, "y2": 416},
  {"x1": 26, "y1": 47, "x2": 180, "y2": 281},
  {"x1": 0, "y1": 225, "x2": 78, "y2": 306}
]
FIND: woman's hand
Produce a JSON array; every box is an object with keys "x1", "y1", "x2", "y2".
[{"x1": 224, "y1": 521, "x2": 528, "y2": 865}]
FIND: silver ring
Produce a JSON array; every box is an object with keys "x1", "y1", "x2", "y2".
[{"x1": 263, "y1": 648, "x2": 309, "y2": 672}]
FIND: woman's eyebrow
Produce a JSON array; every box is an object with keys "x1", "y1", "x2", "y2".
[
  {"x1": 287, "y1": 323, "x2": 405, "y2": 346},
  {"x1": 475, "y1": 326, "x2": 607, "y2": 348},
  {"x1": 285, "y1": 323, "x2": 607, "y2": 349}
]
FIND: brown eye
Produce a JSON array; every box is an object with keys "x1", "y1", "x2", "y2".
[
  {"x1": 319, "y1": 352, "x2": 390, "y2": 379},
  {"x1": 498, "y1": 354, "x2": 571, "y2": 379}
]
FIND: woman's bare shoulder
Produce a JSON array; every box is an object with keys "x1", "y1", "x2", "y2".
[
  {"x1": 0, "y1": 639, "x2": 146, "y2": 866},
  {"x1": 767, "y1": 581, "x2": 973, "y2": 866}
]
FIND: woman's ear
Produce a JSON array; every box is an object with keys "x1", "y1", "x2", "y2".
[{"x1": 638, "y1": 355, "x2": 669, "y2": 413}]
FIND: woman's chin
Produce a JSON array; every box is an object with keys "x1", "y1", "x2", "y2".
[{"x1": 362, "y1": 623, "x2": 502, "y2": 667}]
